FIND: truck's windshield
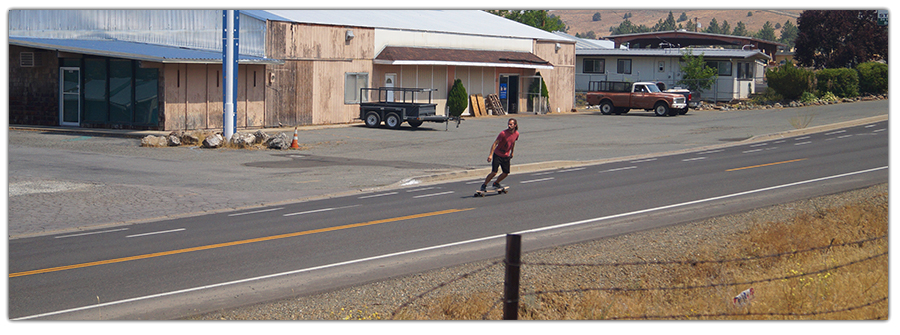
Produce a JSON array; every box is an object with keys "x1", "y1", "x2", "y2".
[{"x1": 645, "y1": 84, "x2": 661, "y2": 93}]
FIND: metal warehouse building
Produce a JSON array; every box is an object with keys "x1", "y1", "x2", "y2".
[{"x1": 8, "y1": 10, "x2": 575, "y2": 131}]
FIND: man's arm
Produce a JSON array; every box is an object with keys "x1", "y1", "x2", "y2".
[{"x1": 488, "y1": 138, "x2": 500, "y2": 162}]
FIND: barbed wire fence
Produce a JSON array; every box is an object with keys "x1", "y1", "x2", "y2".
[{"x1": 389, "y1": 233, "x2": 887, "y2": 320}]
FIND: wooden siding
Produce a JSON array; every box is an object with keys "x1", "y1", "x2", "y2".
[
  {"x1": 160, "y1": 62, "x2": 265, "y2": 131},
  {"x1": 533, "y1": 40, "x2": 576, "y2": 113},
  {"x1": 265, "y1": 21, "x2": 376, "y2": 126}
]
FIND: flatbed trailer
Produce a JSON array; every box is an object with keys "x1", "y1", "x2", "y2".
[{"x1": 358, "y1": 87, "x2": 448, "y2": 129}]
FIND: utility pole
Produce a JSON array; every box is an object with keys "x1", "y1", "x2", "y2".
[{"x1": 222, "y1": 10, "x2": 239, "y2": 140}]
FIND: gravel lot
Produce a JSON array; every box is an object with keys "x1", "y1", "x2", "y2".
[{"x1": 185, "y1": 183, "x2": 888, "y2": 320}]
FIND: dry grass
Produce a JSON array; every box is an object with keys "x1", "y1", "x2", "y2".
[{"x1": 396, "y1": 191, "x2": 888, "y2": 320}]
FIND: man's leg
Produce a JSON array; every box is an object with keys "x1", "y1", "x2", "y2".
[{"x1": 483, "y1": 172, "x2": 497, "y2": 187}]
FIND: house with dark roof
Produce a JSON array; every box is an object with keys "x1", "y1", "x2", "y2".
[
  {"x1": 561, "y1": 30, "x2": 777, "y2": 102},
  {"x1": 9, "y1": 10, "x2": 575, "y2": 130}
]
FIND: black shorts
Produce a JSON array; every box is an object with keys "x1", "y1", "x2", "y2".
[{"x1": 491, "y1": 153, "x2": 511, "y2": 174}]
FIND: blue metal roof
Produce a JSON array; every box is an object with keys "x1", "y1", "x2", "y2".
[{"x1": 9, "y1": 37, "x2": 282, "y2": 64}]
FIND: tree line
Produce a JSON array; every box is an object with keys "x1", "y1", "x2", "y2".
[{"x1": 488, "y1": 10, "x2": 886, "y2": 70}]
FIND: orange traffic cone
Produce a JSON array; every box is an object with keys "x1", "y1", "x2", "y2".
[{"x1": 290, "y1": 127, "x2": 300, "y2": 149}]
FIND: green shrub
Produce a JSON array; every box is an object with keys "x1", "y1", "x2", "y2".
[
  {"x1": 800, "y1": 91, "x2": 817, "y2": 103},
  {"x1": 815, "y1": 68, "x2": 859, "y2": 98},
  {"x1": 752, "y1": 87, "x2": 784, "y2": 104},
  {"x1": 856, "y1": 62, "x2": 888, "y2": 95},
  {"x1": 447, "y1": 79, "x2": 468, "y2": 117},
  {"x1": 766, "y1": 61, "x2": 813, "y2": 100}
]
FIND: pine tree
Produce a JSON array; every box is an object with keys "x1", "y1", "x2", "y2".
[{"x1": 447, "y1": 79, "x2": 468, "y2": 117}]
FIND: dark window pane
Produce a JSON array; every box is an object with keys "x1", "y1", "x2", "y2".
[
  {"x1": 83, "y1": 59, "x2": 108, "y2": 122},
  {"x1": 109, "y1": 60, "x2": 133, "y2": 123},
  {"x1": 134, "y1": 67, "x2": 158, "y2": 126}
]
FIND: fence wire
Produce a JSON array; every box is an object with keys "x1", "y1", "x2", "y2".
[{"x1": 390, "y1": 235, "x2": 886, "y2": 320}]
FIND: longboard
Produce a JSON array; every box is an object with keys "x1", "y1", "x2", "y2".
[{"x1": 474, "y1": 186, "x2": 509, "y2": 197}]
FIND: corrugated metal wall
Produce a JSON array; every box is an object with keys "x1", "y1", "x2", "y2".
[{"x1": 8, "y1": 10, "x2": 266, "y2": 57}]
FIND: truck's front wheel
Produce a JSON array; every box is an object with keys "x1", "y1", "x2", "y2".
[
  {"x1": 385, "y1": 112, "x2": 402, "y2": 129},
  {"x1": 653, "y1": 103, "x2": 670, "y2": 117},
  {"x1": 599, "y1": 101, "x2": 615, "y2": 115},
  {"x1": 364, "y1": 112, "x2": 381, "y2": 127}
]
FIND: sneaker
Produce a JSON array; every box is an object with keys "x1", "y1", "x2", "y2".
[
  {"x1": 480, "y1": 184, "x2": 487, "y2": 192},
  {"x1": 492, "y1": 182, "x2": 503, "y2": 189}
]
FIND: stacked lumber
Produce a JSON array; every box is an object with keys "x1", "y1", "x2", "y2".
[{"x1": 468, "y1": 94, "x2": 487, "y2": 117}]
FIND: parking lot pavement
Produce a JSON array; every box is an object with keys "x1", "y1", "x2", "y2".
[{"x1": 6, "y1": 100, "x2": 889, "y2": 238}]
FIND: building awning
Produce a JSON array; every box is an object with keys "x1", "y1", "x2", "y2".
[
  {"x1": 375, "y1": 46, "x2": 553, "y2": 70},
  {"x1": 9, "y1": 37, "x2": 283, "y2": 65}
]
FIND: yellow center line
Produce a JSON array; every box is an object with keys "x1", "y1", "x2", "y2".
[
  {"x1": 10, "y1": 208, "x2": 473, "y2": 278},
  {"x1": 726, "y1": 158, "x2": 808, "y2": 172}
]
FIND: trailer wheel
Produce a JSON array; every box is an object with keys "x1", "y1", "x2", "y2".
[
  {"x1": 599, "y1": 101, "x2": 615, "y2": 115},
  {"x1": 385, "y1": 112, "x2": 402, "y2": 129},
  {"x1": 654, "y1": 103, "x2": 670, "y2": 116},
  {"x1": 407, "y1": 120, "x2": 423, "y2": 129},
  {"x1": 364, "y1": 111, "x2": 381, "y2": 127}
]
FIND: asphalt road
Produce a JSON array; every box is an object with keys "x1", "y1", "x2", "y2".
[
  {"x1": 8, "y1": 118, "x2": 888, "y2": 319},
  {"x1": 6, "y1": 99, "x2": 889, "y2": 238}
]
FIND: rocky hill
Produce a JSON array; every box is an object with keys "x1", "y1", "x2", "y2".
[{"x1": 552, "y1": 9, "x2": 803, "y2": 39}]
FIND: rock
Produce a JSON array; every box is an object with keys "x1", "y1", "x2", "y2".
[
  {"x1": 202, "y1": 133, "x2": 224, "y2": 148},
  {"x1": 266, "y1": 132, "x2": 290, "y2": 150},
  {"x1": 253, "y1": 130, "x2": 270, "y2": 145},
  {"x1": 230, "y1": 132, "x2": 256, "y2": 148},
  {"x1": 181, "y1": 132, "x2": 200, "y2": 145},
  {"x1": 167, "y1": 134, "x2": 182, "y2": 146},
  {"x1": 141, "y1": 135, "x2": 167, "y2": 147}
]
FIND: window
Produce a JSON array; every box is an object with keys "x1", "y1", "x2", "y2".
[
  {"x1": 707, "y1": 61, "x2": 732, "y2": 76},
  {"x1": 617, "y1": 59, "x2": 632, "y2": 74},
  {"x1": 583, "y1": 58, "x2": 605, "y2": 74},
  {"x1": 737, "y1": 62, "x2": 753, "y2": 80},
  {"x1": 344, "y1": 72, "x2": 369, "y2": 104}
]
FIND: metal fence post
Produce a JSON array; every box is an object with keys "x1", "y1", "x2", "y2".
[{"x1": 503, "y1": 234, "x2": 522, "y2": 320}]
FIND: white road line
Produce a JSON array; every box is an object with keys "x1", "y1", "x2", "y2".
[
  {"x1": 413, "y1": 191, "x2": 455, "y2": 198},
  {"x1": 465, "y1": 180, "x2": 483, "y2": 185},
  {"x1": 600, "y1": 166, "x2": 637, "y2": 173},
  {"x1": 228, "y1": 207, "x2": 284, "y2": 217},
  {"x1": 520, "y1": 177, "x2": 554, "y2": 184},
  {"x1": 532, "y1": 171, "x2": 556, "y2": 176},
  {"x1": 283, "y1": 205, "x2": 359, "y2": 217},
  {"x1": 682, "y1": 157, "x2": 706, "y2": 162},
  {"x1": 358, "y1": 192, "x2": 398, "y2": 199},
  {"x1": 873, "y1": 128, "x2": 885, "y2": 133},
  {"x1": 558, "y1": 167, "x2": 586, "y2": 173},
  {"x1": 17, "y1": 166, "x2": 887, "y2": 321},
  {"x1": 794, "y1": 136, "x2": 811, "y2": 141},
  {"x1": 742, "y1": 149, "x2": 763, "y2": 154},
  {"x1": 865, "y1": 124, "x2": 877, "y2": 128},
  {"x1": 825, "y1": 130, "x2": 847, "y2": 135},
  {"x1": 750, "y1": 143, "x2": 768, "y2": 147},
  {"x1": 774, "y1": 140, "x2": 786, "y2": 144},
  {"x1": 406, "y1": 187, "x2": 436, "y2": 192},
  {"x1": 126, "y1": 228, "x2": 185, "y2": 238},
  {"x1": 630, "y1": 158, "x2": 657, "y2": 163},
  {"x1": 795, "y1": 141, "x2": 812, "y2": 146},
  {"x1": 55, "y1": 228, "x2": 129, "y2": 239},
  {"x1": 838, "y1": 135, "x2": 853, "y2": 139},
  {"x1": 697, "y1": 149, "x2": 724, "y2": 155}
]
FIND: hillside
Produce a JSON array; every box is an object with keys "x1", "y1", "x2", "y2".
[{"x1": 552, "y1": 9, "x2": 803, "y2": 39}]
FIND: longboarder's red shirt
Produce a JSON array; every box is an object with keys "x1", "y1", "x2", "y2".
[{"x1": 493, "y1": 129, "x2": 519, "y2": 158}]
